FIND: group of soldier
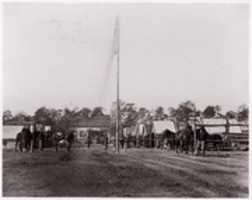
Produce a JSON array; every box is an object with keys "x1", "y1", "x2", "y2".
[
  {"x1": 15, "y1": 122, "x2": 210, "y2": 156},
  {"x1": 115, "y1": 123, "x2": 209, "y2": 156},
  {"x1": 15, "y1": 124, "x2": 75, "y2": 153}
]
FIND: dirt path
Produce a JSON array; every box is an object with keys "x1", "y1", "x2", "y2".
[{"x1": 3, "y1": 147, "x2": 248, "y2": 197}]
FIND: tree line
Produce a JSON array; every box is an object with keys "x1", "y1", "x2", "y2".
[
  {"x1": 112, "y1": 100, "x2": 249, "y2": 127},
  {"x1": 3, "y1": 106, "x2": 104, "y2": 130},
  {"x1": 3, "y1": 101, "x2": 249, "y2": 129}
]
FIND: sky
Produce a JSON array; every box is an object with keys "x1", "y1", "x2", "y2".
[{"x1": 3, "y1": 3, "x2": 249, "y2": 115}]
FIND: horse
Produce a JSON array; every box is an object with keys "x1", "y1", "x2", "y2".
[
  {"x1": 195, "y1": 126, "x2": 208, "y2": 156},
  {"x1": 15, "y1": 126, "x2": 32, "y2": 152},
  {"x1": 182, "y1": 125, "x2": 194, "y2": 154},
  {"x1": 15, "y1": 131, "x2": 25, "y2": 152},
  {"x1": 206, "y1": 133, "x2": 224, "y2": 152},
  {"x1": 175, "y1": 130, "x2": 183, "y2": 154},
  {"x1": 31, "y1": 123, "x2": 45, "y2": 152},
  {"x1": 175, "y1": 124, "x2": 194, "y2": 154}
]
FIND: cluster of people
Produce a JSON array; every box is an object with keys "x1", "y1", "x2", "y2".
[
  {"x1": 15, "y1": 124, "x2": 75, "y2": 153},
  {"x1": 86, "y1": 131, "x2": 109, "y2": 150},
  {"x1": 116, "y1": 123, "x2": 212, "y2": 156},
  {"x1": 15, "y1": 122, "x2": 222, "y2": 156}
]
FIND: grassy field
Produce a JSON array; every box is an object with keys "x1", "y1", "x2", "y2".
[{"x1": 3, "y1": 146, "x2": 248, "y2": 197}]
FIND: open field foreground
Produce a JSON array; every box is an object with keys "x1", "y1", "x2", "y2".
[{"x1": 3, "y1": 147, "x2": 248, "y2": 197}]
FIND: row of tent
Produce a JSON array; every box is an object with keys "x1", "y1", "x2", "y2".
[
  {"x1": 123, "y1": 117, "x2": 247, "y2": 137},
  {"x1": 3, "y1": 124, "x2": 52, "y2": 140},
  {"x1": 123, "y1": 120, "x2": 177, "y2": 137}
]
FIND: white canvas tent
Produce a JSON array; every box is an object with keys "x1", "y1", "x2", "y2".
[
  {"x1": 228, "y1": 119, "x2": 242, "y2": 134},
  {"x1": 123, "y1": 126, "x2": 136, "y2": 137},
  {"x1": 152, "y1": 120, "x2": 176, "y2": 135},
  {"x1": 201, "y1": 118, "x2": 226, "y2": 135},
  {"x1": 3, "y1": 125, "x2": 23, "y2": 139},
  {"x1": 134, "y1": 123, "x2": 148, "y2": 136}
]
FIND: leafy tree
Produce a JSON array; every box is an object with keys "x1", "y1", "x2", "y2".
[
  {"x1": 154, "y1": 106, "x2": 166, "y2": 120},
  {"x1": 203, "y1": 106, "x2": 216, "y2": 118},
  {"x1": 167, "y1": 107, "x2": 177, "y2": 118},
  {"x1": 215, "y1": 105, "x2": 222, "y2": 114},
  {"x1": 91, "y1": 107, "x2": 104, "y2": 118},
  {"x1": 12, "y1": 112, "x2": 31, "y2": 122},
  {"x1": 111, "y1": 100, "x2": 138, "y2": 127},
  {"x1": 175, "y1": 100, "x2": 196, "y2": 122},
  {"x1": 34, "y1": 107, "x2": 51, "y2": 124},
  {"x1": 226, "y1": 111, "x2": 237, "y2": 119},
  {"x1": 57, "y1": 108, "x2": 78, "y2": 132},
  {"x1": 237, "y1": 104, "x2": 249, "y2": 121},
  {"x1": 203, "y1": 105, "x2": 222, "y2": 118},
  {"x1": 121, "y1": 103, "x2": 138, "y2": 126},
  {"x1": 78, "y1": 107, "x2": 92, "y2": 118},
  {"x1": 3, "y1": 110, "x2": 13, "y2": 122},
  {"x1": 34, "y1": 107, "x2": 64, "y2": 129},
  {"x1": 138, "y1": 107, "x2": 149, "y2": 120}
]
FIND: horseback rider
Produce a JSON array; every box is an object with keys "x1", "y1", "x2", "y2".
[{"x1": 54, "y1": 131, "x2": 65, "y2": 152}]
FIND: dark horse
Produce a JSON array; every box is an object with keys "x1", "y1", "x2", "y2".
[
  {"x1": 30, "y1": 123, "x2": 45, "y2": 152},
  {"x1": 175, "y1": 124, "x2": 194, "y2": 154},
  {"x1": 15, "y1": 126, "x2": 32, "y2": 152},
  {"x1": 195, "y1": 126, "x2": 223, "y2": 156}
]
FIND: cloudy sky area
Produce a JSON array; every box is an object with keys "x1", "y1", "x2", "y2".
[{"x1": 3, "y1": 3, "x2": 249, "y2": 115}]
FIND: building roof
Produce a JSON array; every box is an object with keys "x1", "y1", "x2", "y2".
[{"x1": 72, "y1": 115, "x2": 111, "y2": 128}]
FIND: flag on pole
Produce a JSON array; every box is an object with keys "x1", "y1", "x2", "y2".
[{"x1": 112, "y1": 16, "x2": 120, "y2": 56}]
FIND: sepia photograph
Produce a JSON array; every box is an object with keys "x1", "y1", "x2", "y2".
[{"x1": 2, "y1": 2, "x2": 249, "y2": 198}]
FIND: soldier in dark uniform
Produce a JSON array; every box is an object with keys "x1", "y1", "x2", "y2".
[
  {"x1": 66, "y1": 130, "x2": 74, "y2": 152},
  {"x1": 23, "y1": 125, "x2": 32, "y2": 151},
  {"x1": 195, "y1": 125, "x2": 208, "y2": 156},
  {"x1": 104, "y1": 132, "x2": 108, "y2": 150},
  {"x1": 36, "y1": 124, "x2": 45, "y2": 151},
  {"x1": 120, "y1": 135, "x2": 124, "y2": 149},
  {"x1": 87, "y1": 130, "x2": 91, "y2": 148},
  {"x1": 15, "y1": 131, "x2": 24, "y2": 152},
  {"x1": 15, "y1": 126, "x2": 32, "y2": 152}
]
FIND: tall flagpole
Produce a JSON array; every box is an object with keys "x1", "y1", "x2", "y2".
[{"x1": 115, "y1": 16, "x2": 120, "y2": 153}]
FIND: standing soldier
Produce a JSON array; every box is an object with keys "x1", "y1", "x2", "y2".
[
  {"x1": 87, "y1": 130, "x2": 91, "y2": 148},
  {"x1": 66, "y1": 129, "x2": 75, "y2": 152},
  {"x1": 195, "y1": 125, "x2": 208, "y2": 156},
  {"x1": 23, "y1": 125, "x2": 32, "y2": 151},
  {"x1": 120, "y1": 135, "x2": 124, "y2": 150},
  {"x1": 30, "y1": 124, "x2": 35, "y2": 152},
  {"x1": 15, "y1": 130, "x2": 23, "y2": 152},
  {"x1": 37, "y1": 123, "x2": 45, "y2": 151},
  {"x1": 104, "y1": 131, "x2": 108, "y2": 150}
]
